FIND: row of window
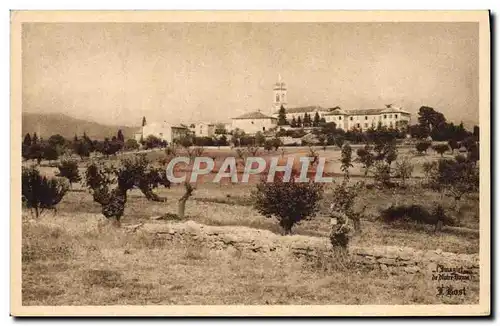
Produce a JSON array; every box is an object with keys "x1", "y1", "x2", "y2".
[
  {"x1": 347, "y1": 114, "x2": 398, "y2": 121},
  {"x1": 352, "y1": 121, "x2": 395, "y2": 129}
]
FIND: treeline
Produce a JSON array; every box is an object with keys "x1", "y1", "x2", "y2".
[
  {"x1": 277, "y1": 105, "x2": 326, "y2": 127},
  {"x1": 21, "y1": 130, "x2": 141, "y2": 163},
  {"x1": 409, "y1": 106, "x2": 478, "y2": 141}
]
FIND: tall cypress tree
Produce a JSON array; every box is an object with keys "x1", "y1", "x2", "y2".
[
  {"x1": 291, "y1": 116, "x2": 297, "y2": 128},
  {"x1": 297, "y1": 116, "x2": 302, "y2": 127},
  {"x1": 313, "y1": 112, "x2": 320, "y2": 127},
  {"x1": 117, "y1": 129, "x2": 125, "y2": 143},
  {"x1": 142, "y1": 116, "x2": 147, "y2": 127},
  {"x1": 23, "y1": 133, "x2": 32, "y2": 147},
  {"x1": 303, "y1": 113, "x2": 310, "y2": 127},
  {"x1": 277, "y1": 105, "x2": 288, "y2": 126},
  {"x1": 32, "y1": 132, "x2": 39, "y2": 144}
]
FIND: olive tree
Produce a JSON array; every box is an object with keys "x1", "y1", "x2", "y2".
[
  {"x1": 252, "y1": 172, "x2": 324, "y2": 235},
  {"x1": 22, "y1": 166, "x2": 69, "y2": 218}
]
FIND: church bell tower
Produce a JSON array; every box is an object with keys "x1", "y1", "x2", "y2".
[{"x1": 273, "y1": 74, "x2": 287, "y2": 113}]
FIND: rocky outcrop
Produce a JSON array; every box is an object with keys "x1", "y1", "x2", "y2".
[{"x1": 129, "y1": 220, "x2": 479, "y2": 276}]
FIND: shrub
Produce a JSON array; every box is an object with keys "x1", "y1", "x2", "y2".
[
  {"x1": 373, "y1": 161, "x2": 393, "y2": 188},
  {"x1": 431, "y1": 158, "x2": 479, "y2": 219},
  {"x1": 22, "y1": 167, "x2": 69, "y2": 217},
  {"x1": 422, "y1": 161, "x2": 438, "y2": 185},
  {"x1": 216, "y1": 134, "x2": 228, "y2": 147},
  {"x1": 73, "y1": 139, "x2": 91, "y2": 160},
  {"x1": 271, "y1": 137, "x2": 282, "y2": 150},
  {"x1": 28, "y1": 143, "x2": 45, "y2": 164},
  {"x1": 240, "y1": 136, "x2": 257, "y2": 147},
  {"x1": 372, "y1": 139, "x2": 397, "y2": 163},
  {"x1": 379, "y1": 203, "x2": 454, "y2": 231},
  {"x1": 340, "y1": 144, "x2": 353, "y2": 177},
  {"x1": 143, "y1": 135, "x2": 165, "y2": 150},
  {"x1": 254, "y1": 132, "x2": 266, "y2": 146},
  {"x1": 329, "y1": 214, "x2": 352, "y2": 250},
  {"x1": 415, "y1": 141, "x2": 432, "y2": 154},
  {"x1": 42, "y1": 143, "x2": 60, "y2": 162},
  {"x1": 193, "y1": 136, "x2": 215, "y2": 147},
  {"x1": 83, "y1": 155, "x2": 171, "y2": 224},
  {"x1": 467, "y1": 144, "x2": 479, "y2": 163},
  {"x1": 334, "y1": 136, "x2": 345, "y2": 149},
  {"x1": 432, "y1": 144, "x2": 449, "y2": 157},
  {"x1": 394, "y1": 157, "x2": 414, "y2": 187},
  {"x1": 356, "y1": 145, "x2": 374, "y2": 176},
  {"x1": 448, "y1": 139, "x2": 460, "y2": 153},
  {"x1": 264, "y1": 140, "x2": 273, "y2": 152},
  {"x1": 330, "y1": 179, "x2": 365, "y2": 235},
  {"x1": 384, "y1": 143, "x2": 398, "y2": 165},
  {"x1": 252, "y1": 171, "x2": 324, "y2": 235},
  {"x1": 56, "y1": 159, "x2": 81, "y2": 188},
  {"x1": 124, "y1": 139, "x2": 140, "y2": 151},
  {"x1": 118, "y1": 155, "x2": 170, "y2": 201},
  {"x1": 285, "y1": 129, "x2": 306, "y2": 138},
  {"x1": 461, "y1": 137, "x2": 476, "y2": 152}
]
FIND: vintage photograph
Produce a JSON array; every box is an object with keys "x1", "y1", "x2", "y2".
[{"x1": 11, "y1": 11, "x2": 490, "y2": 316}]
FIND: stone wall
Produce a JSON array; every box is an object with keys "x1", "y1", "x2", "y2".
[{"x1": 130, "y1": 220, "x2": 479, "y2": 276}]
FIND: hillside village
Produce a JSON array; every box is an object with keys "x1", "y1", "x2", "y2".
[{"x1": 133, "y1": 76, "x2": 413, "y2": 148}]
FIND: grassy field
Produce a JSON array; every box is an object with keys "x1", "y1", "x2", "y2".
[
  {"x1": 22, "y1": 146, "x2": 480, "y2": 305},
  {"x1": 22, "y1": 215, "x2": 479, "y2": 306}
]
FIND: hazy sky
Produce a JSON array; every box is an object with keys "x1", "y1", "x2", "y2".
[{"x1": 22, "y1": 22, "x2": 479, "y2": 127}]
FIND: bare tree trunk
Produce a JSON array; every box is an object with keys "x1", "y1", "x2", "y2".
[
  {"x1": 178, "y1": 199, "x2": 187, "y2": 219},
  {"x1": 434, "y1": 220, "x2": 443, "y2": 233},
  {"x1": 177, "y1": 182, "x2": 194, "y2": 219},
  {"x1": 454, "y1": 198, "x2": 462, "y2": 224},
  {"x1": 353, "y1": 217, "x2": 361, "y2": 235}
]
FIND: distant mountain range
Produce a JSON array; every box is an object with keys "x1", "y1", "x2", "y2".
[{"x1": 22, "y1": 113, "x2": 139, "y2": 140}]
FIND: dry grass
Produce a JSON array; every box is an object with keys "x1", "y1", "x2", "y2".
[
  {"x1": 22, "y1": 146, "x2": 480, "y2": 305},
  {"x1": 22, "y1": 215, "x2": 479, "y2": 306},
  {"x1": 49, "y1": 179, "x2": 479, "y2": 255}
]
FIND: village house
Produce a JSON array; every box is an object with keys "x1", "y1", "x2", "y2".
[
  {"x1": 231, "y1": 110, "x2": 278, "y2": 134},
  {"x1": 135, "y1": 120, "x2": 190, "y2": 144},
  {"x1": 190, "y1": 122, "x2": 216, "y2": 138}
]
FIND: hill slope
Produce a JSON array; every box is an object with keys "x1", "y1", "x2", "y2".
[{"x1": 22, "y1": 113, "x2": 138, "y2": 140}]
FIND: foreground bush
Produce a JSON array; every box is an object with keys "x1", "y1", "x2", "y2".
[
  {"x1": 432, "y1": 144, "x2": 450, "y2": 157},
  {"x1": 22, "y1": 166, "x2": 69, "y2": 217},
  {"x1": 252, "y1": 171, "x2": 324, "y2": 235},
  {"x1": 83, "y1": 155, "x2": 171, "y2": 225},
  {"x1": 394, "y1": 157, "x2": 414, "y2": 187},
  {"x1": 56, "y1": 159, "x2": 81, "y2": 188},
  {"x1": 379, "y1": 203, "x2": 454, "y2": 231},
  {"x1": 330, "y1": 179, "x2": 365, "y2": 234},
  {"x1": 430, "y1": 157, "x2": 479, "y2": 220},
  {"x1": 416, "y1": 141, "x2": 432, "y2": 154}
]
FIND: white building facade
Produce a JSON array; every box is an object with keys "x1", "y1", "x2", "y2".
[
  {"x1": 232, "y1": 75, "x2": 411, "y2": 134},
  {"x1": 232, "y1": 111, "x2": 278, "y2": 134},
  {"x1": 190, "y1": 122, "x2": 215, "y2": 138},
  {"x1": 135, "y1": 121, "x2": 190, "y2": 144},
  {"x1": 323, "y1": 106, "x2": 411, "y2": 131}
]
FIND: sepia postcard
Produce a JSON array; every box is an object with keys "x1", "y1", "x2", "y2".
[{"x1": 10, "y1": 10, "x2": 490, "y2": 317}]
